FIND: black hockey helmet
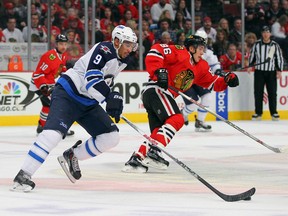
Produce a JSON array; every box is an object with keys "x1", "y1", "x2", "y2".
[
  {"x1": 184, "y1": 35, "x2": 206, "y2": 50},
  {"x1": 56, "y1": 34, "x2": 68, "y2": 43}
]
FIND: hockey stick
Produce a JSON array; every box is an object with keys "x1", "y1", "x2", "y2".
[
  {"x1": 121, "y1": 115, "x2": 256, "y2": 202},
  {"x1": 16, "y1": 94, "x2": 43, "y2": 111},
  {"x1": 169, "y1": 86, "x2": 283, "y2": 153},
  {"x1": 236, "y1": 45, "x2": 275, "y2": 71}
]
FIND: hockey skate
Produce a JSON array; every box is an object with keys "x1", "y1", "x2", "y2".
[
  {"x1": 57, "y1": 140, "x2": 82, "y2": 183},
  {"x1": 142, "y1": 147, "x2": 169, "y2": 170},
  {"x1": 194, "y1": 115, "x2": 212, "y2": 132},
  {"x1": 122, "y1": 152, "x2": 148, "y2": 173},
  {"x1": 11, "y1": 169, "x2": 35, "y2": 192}
]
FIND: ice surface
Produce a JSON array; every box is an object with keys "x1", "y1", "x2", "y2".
[{"x1": 0, "y1": 120, "x2": 287, "y2": 216}]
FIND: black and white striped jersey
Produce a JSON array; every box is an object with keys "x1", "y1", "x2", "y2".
[{"x1": 249, "y1": 39, "x2": 284, "y2": 71}]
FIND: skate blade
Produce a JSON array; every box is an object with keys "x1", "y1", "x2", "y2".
[
  {"x1": 10, "y1": 182, "x2": 33, "y2": 193},
  {"x1": 121, "y1": 164, "x2": 148, "y2": 173},
  {"x1": 142, "y1": 157, "x2": 168, "y2": 170},
  {"x1": 57, "y1": 156, "x2": 76, "y2": 183},
  {"x1": 195, "y1": 128, "x2": 212, "y2": 132}
]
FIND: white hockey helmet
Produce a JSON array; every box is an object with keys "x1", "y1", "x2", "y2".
[
  {"x1": 112, "y1": 25, "x2": 138, "y2": 51},
  {"x1": 195, "y1": 30, "x2": 208, "y2": 41}
]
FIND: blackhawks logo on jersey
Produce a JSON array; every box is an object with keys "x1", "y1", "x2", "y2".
[
  {"x1": 49, "y1": 54, "x2": 56, "y2": 60},
  {"x1": 174, "y1": 69, "x2": 194, "y2": 91},
  {"x1": 174, "y1": 45, "x2": 184, "y2": 50}
]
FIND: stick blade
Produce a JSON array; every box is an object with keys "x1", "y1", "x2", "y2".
[
  {"x1": 221, "y1": 187, "x2": 256, "y2": 202},
  {"x1": 267, "y1": 45, "x2": 275, "y2": 61}
]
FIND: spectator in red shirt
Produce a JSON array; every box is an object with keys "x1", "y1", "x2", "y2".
[
  {"x1": 118, "y1": 0, "x2": 139, "y2": 20},
  {"x1": 219, "y1": 42, "x2": 243, "y2": 70},
  {"x1": 0, "y1": 30, "x2": 6, "y2": 42}
]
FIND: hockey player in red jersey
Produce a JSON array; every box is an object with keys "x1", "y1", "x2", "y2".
[
  {"x1": 29, "y1": 34, "x2": 74, "y2": 135},
  {"x1": 122, "y1": 35, "x2": 239, "y2": 173}
]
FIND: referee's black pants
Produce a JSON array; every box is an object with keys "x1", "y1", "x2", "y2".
[{"x1": 254, "y1": 70, "x2": 278, "y2": 116}]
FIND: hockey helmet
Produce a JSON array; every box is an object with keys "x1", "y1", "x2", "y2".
[
  {"x1": 195, "y1": 30, "x2": 208, "y2": 42},
  {"x1": 112, "y1": 25, "x2": 138, "y2": 51},
  {"x1": 56, "y1": 34, "x2": 68, "y2": 43},
  {"x1": 184, "y1": 35, "x2": 207, "y2": 50}
]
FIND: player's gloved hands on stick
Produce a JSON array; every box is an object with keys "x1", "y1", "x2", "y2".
[
  {"x1": 155, "y1": 68, "x2": 168, "y2": 90},
  {"x1": 214, "y1": 69, "x2": 226, "y2": 77},
  {"x1": 106, "y1": 91, "x2": 123, "y2": 123},
  {"x1": 40, "y1": 85, "x2": 50, "y2": 96},
  {"x1": 224, "y1": 72, "x2": 239, "y2": 87}
]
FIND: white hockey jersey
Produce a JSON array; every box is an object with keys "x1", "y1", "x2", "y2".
[
  {"x1": 57, "y1": 41, "x2": 128, "y2": 106},
  {"x1": 202, "y1": 49, "x2": 221, "y2": 74}
]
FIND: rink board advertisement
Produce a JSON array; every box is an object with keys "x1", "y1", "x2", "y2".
[{"x1": 0, "y1": 72, "x2": 287, "y2": 125}]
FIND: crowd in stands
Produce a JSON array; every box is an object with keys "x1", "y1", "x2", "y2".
[{"x1": 0, "y1": 0, "x2": 288, "y2": 70}]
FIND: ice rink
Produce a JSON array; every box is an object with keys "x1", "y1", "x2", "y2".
[{"x1": 0, "y1": 119, "x2": 287, "y2": 216}]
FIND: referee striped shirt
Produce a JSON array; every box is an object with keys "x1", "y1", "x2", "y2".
[{"x1": 249, "y1": 39, "x2": 284, "y2": 71}]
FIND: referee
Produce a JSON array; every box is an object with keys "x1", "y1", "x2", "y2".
[{"x1": 248, "y1": 25, "x2": 284, "y2": 121}]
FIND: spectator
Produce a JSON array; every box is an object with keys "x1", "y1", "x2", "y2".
[
  {"x1": 217, "y1": 18, "x2": 229, "y2": 39},
  {"x1": 271, "y1": 14, "x2": 287, "y2": 42},
  {"x1": 22, "y1": 13, "x2": 47, "y2": 42},
  {"x1": 0, "y1": 29, "x2": 6, "y2": 42},
  {"x1": 265, "y1": 0, "x2": 283, "y2": 27},
  {"x1": 172, "y1": 10, "x2": 185, "y2": 32},
  {"x1": 174, "y1": 0, "x2": 191, "y2": 20},
  {"x1": 100, "y1": 7, "x2": 118, "y2": 31},
  {"x1": 104, "y1": 0, "x2": 121, "y2": 23},
  {"x1": 155, "y1": 31, "x2": 174, "y2": 45},
  {"x1": 212, "y1": 29, "x2": 229, "y2": 58},
  {"x1": 95, "y1": 0, "x2": 106, "y2": 19},
  {"x1": 0, "y1": 2, "x2": 24, "y2": 30},
  {"x1": 154, "y1": 18, "x2": 177, "y2": 42},
  {"x1": 150, "y1": 0, "x2": 174, "y2": 23},
  {"x1": 142, "y1": 20, "x2": 155, "y2": 45},
  {"x1": 143, "y1": 9, "x2": 154, "y2": 26},
  {"x1": 62, "y1": 15, "x2": 84, "y2": 44},
  {"x1": 176, "y1": 30, "x2": 186, "y2": 45},
  {"x1": 194, "y1": 0, "x2": 207, "y2": 30},
  {"x1": 228, "y1": 17, "x2": 242, "y2": 45},
  {"x1": 2, "y1": 17, "x2": 24, "y2": 43},
  {"x1": 219, "y1": 43, "x2": 242, "y2": 70},
  {"x1": 119, "y1": 9, "x2": 133, "y2": 26},
  {"x1": 197, "y1": 16, "x2": 217, "y2": 43},
  {"x1": 42, "y1": 16, "x2": 61, "y2": 46},
  {"x1": 183, "y1": 18, "x2": 193, "y2": 37},
  {"x1": 118, "y1": 0, "x2": 139, "y2": 21},
  {"x1": 245, "y1": 32, "x2": 257, "y2": 54},
  {"x1": 159, "y1": 9, "x2": 173, "y2": 22},
  {"x1": 245, "y1": 0, "x2": 266, "y2": 38},
  {"x1": 66, "y1": 29, "x2": 84, "y2": 62},
  {"x1": 281, "y1": 0, "x2": 288, "y2": 16}
]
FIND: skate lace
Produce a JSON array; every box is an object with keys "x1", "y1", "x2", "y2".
[{"x1": 71, "y1": 155, "x2": 80, "y2": 172}]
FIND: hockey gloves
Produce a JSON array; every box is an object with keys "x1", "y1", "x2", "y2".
[
  {"x1": 214, "y1": 69, "x2": 226, "y2": 77},
  {"x1": 224, "y1": 72, "x2": 239, "y2": 87},
  {"x1": 155, "y1": 68, "x2": 168, "y2": 90},
  {"x1": 40, "y1": 85, "x2": 50, "y2": 96},
  {"x1": 106, "y1": 91, "x2": 123, "y2": 123}
]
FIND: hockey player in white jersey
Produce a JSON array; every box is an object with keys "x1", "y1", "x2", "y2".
[
  {"x1": 181, "y1": 30, "x2": 222, "y2": 132},
  {"x1": 11, "y1": 25, "x2": 138, "y2": 192}
]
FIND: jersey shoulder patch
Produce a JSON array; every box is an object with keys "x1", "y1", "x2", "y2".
[
  {"x1": 174, "y1": 45, "x2": 185, "y2": 50},
  {"x1": 49, "y1": 54, "x2": 56, "y2": 60}
]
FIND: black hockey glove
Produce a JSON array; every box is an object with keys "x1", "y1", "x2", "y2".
[
  {"x1": 106, "y1": 91, "x2": 123, "y2": 123},
  {"x1": 155, "y1": 68, "x2": 168, "y2": 90},
  {"x1": 224, "y1": 72, "x2": 239, "y2": 87},
  {"x1": 214, "y1": 69, "x2": 226, "y2": 77},
  {"x1": 40, "y1": 85, "x2": 50, "y2": 96}
]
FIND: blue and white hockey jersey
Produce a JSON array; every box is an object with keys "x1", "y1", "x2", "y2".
[{"x1": 58, "y1": 41, "x2": 128, "y2": 106}]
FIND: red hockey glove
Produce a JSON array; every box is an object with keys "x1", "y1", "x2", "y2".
[{"x1": 224, "y1": 72, "x2": 239, "y2": 87}]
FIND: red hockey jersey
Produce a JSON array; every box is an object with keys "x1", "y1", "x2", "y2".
[
  {"x1": 31, "y1": 49, "x2": 67, "y2": 89},
  {"x1": 145, "y1": 44, "x2": 228, "y2": 97}
]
